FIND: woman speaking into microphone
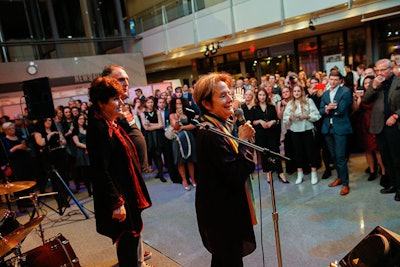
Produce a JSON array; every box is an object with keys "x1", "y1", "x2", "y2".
[{"x1": 193, "y1": 72, "x2": 257, "y2": 267}]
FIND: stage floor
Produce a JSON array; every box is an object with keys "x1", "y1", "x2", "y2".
[{"x1": 2, "y1": 153, "x2": 399, "y2": 267}]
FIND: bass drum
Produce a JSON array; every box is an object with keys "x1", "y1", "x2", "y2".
[{"x1": 23, "y1": 233, "x2": 81, "y2": 267}]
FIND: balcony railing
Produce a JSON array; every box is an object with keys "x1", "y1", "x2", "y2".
[{"x1": 128, "y1": 0, "x2": 225, "y2": 34}]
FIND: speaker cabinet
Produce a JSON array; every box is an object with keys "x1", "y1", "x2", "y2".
[
  {"x1": 22, "y1": 77, "x2": 55, "y2": 119},
  {"x1": 340, "y1": 226, "x2": 400, "y2": 267}
]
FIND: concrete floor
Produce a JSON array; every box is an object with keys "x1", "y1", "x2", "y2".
[{"x1": 1, "y1": 153, "x2": 400, "y2": 267}]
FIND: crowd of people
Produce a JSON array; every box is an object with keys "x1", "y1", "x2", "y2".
[
  {"x1": 0, "y1": 59, "x2": 399, "y2": 200},
  {"x1": 0, "y1": 59, "x2": 399, "y2": 266},
  {"x1": 226, "y1": 59, "x2": 400, "y2": 199}
]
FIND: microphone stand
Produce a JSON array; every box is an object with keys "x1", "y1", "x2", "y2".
[{"x1": 192, "y1": 119, "x2": 289, "y2": 267}]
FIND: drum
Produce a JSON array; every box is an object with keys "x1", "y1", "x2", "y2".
[
  {"x1": 22, "y1": 233, "x2": 81, "y2": 267},
  {"x1": 0, "y1": 209, "x2": 20, "y2": 238}
]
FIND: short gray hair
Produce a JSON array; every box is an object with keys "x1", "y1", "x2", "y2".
[{"x1": 2, "y1": 122, "x2": 15, "y2": 131}]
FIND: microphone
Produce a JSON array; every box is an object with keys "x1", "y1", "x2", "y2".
[
  {"x1": 234, "y1": 108, "x2": 255, "y2": 143},
  {"x1": 234, "y1": 108, "x2": 246, "y2": 126}
]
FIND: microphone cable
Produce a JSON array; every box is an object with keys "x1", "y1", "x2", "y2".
[{"x1": 251, "y1": 151, "x2": 266, "y2": 267}]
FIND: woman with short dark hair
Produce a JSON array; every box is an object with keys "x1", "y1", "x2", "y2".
[{"x1": 86, "y1": 77, "x2": 152, "y2": 267}]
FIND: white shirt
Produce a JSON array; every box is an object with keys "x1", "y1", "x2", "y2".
[
  {"x1": 282, "y1": 98, "x2": 321, "y2": 132},
  {"x1": 329, "y1": 86, "x2": 339, "y2": 103}
]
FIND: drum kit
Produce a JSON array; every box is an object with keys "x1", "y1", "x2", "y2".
[{"x1": 0, "y1": 180, "x2": 81, "y2": 267}]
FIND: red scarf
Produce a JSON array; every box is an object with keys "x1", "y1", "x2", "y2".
[{"x1": 99, "y1": 114, "x2": 151, "y2": 210}]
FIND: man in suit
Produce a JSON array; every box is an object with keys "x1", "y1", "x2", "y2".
[
  {"x1": 362, "y1": 58, "x2": 400, "y2": 201},
  {"x1": 135, "y1": 88, "x2": 146, "y2": 101},
  {"x1": 101, "y1": 65, "x2": 153, "y2": 266},
  {"x1": 101, "y1": 66, "x2": 149, "y2": 174},
  {"x1": 319, "y1": 70, "x2": 353, "y2": 195}
]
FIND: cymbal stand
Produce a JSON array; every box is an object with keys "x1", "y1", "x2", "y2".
[
  {"x1": 18, "y1": 192, "x2": 57, "y2": 245},
  {"x1": 1, "y1": 181, "x2": 14, "y2": 211},
  {"x1": 192, "y1": 120, "x2": 289, "y2": 267},
  {"x1": 8, "y1": 248, "x2": 24, "y2": 267}
]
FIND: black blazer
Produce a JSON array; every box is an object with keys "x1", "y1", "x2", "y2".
[{"x1": 87, "y1": 116, "x2": 151, "y2": 242}]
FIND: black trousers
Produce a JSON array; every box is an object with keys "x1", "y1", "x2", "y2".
[
  {"x1": 116, "y1": 231, "x2": 139, "y2": 267},
  {"x1": 291, "y1": 129, "x2": 318, "y2": 169},
  {"x1": 375, "y1": 125, "x2": 400, "y2": 192},
  {"x1": 211, "y1": 253, "x2": 243, "y2": 267}
]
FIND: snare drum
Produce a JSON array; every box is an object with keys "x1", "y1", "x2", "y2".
[
  {"x1": 0, "y1": 209, "x2": 20, "y2": 238},
  {"x1": 22, "y1": 233, "x2": 81, "y2": 267}
]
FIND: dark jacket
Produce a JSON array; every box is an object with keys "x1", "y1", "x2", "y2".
[
  {"x1": 87, "y1": 115, "x2": 151, "y2": 242},
  {"x1": 195, "y1": 119, "x2": 256, "y2": 257},
  {"x1": 362, "y1": 74, "x2": 400, "y2": 134},
  {"x1": 319, "y1": 85, "x2": 353, "y2": 135}
]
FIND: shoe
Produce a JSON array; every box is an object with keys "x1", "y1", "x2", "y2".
[
  {"x1": 340, "y1": 185, "x2": 350, "y2": 195},
  {"x1": 328, "y1": 178, "x2": 342, "y2": 187},
  {"x1": 380, "y1": 186, "x2": 396, "y2": 194},
  {"x1": 278, "y1": 174, "x2": 289, "y2": 183},
  {"x1": 155, "y1": 173, "x2": 167, "y2": 183},
  {"x1": 311, "y1": 172, "x2": 318, "y2": 185},
  {"x1": 365, "y1": 167, "x2": 371, "y2": 174},
  {"x1": 144, "y1": 251, "x2": 152, "y2": 261},
  {"x1": 295, "y1": 172, "x2": 304, "y2": 185},
  {"x1": 183, "y1": 185, "x2": 191, "y2": 191},
  {"x1": 395, "y1": 193, "x2": 400, "y2": 201},
  {"x1": 321, "y1": 169, "x2": 332, "y2": 179},
  {"x1": 189, "y1": 178, "x2": 197, "y2": 187},
  {"x1": 367, "y1": 172, "x2": 377, "y2": 181}
]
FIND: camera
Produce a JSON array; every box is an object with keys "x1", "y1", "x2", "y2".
[{"x1": 289, "y1": 76, "x2": 296, "y2": 81}]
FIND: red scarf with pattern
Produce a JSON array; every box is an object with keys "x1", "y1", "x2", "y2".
[{"x1": 99, "y1": 113, "x2": 151, "y2": 210}]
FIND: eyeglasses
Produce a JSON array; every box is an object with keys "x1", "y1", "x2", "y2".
[{"x1": 375, "y1": 67, "x2": 390, "y2": 73}]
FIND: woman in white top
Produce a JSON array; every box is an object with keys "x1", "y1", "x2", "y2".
[{"x1": 283, "y1": 85, "x2": 321, "y2": 185}]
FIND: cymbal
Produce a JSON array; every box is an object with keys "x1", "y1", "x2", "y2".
[
  {"x1": 0, "y1": 181, "x2": 36, "y2": 195},
  {"x1": 0, "y1": 215, "x2": 45, "y2": 258}
]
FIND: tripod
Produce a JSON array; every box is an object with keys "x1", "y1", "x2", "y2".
[{"x1": 44, "y1": 166, "x2": 89, "y2": 219}]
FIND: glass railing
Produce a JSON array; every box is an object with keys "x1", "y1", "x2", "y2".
[{"x1": 129, "y1": 0, "x2": 225, "y2": 34}]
